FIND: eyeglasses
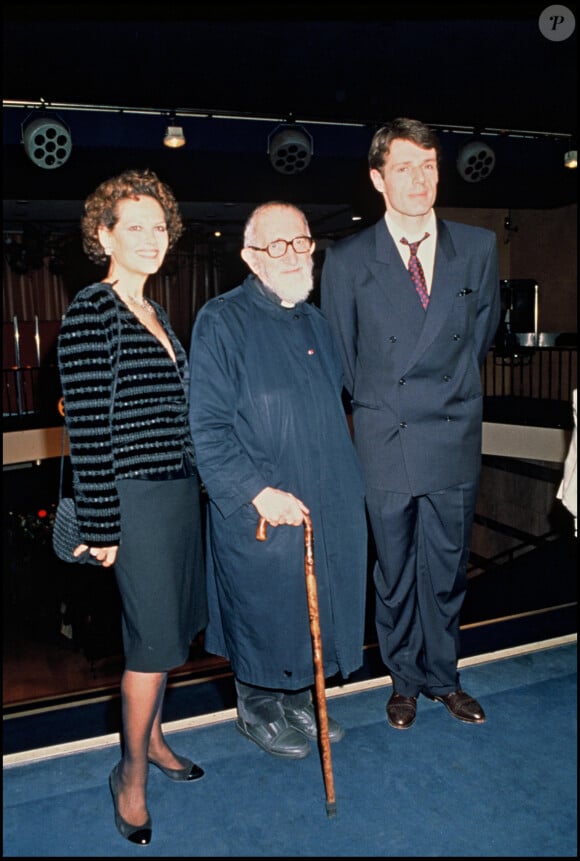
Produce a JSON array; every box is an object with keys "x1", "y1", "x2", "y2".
[{"x1": 246, "y1": 235, "x2": 314, "y2": 259}]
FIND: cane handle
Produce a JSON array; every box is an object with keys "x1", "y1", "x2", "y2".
[{"x1": 256, "y1": 514, "x2": 312, "y2": 541}]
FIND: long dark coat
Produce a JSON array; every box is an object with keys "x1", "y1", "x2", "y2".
[{"x1": 189, "y1": 275, "x2": 367, "y2": 689}]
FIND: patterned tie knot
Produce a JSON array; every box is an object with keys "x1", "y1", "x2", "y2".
[{"x1": 400, "y1": 232, "x2": 430, "y2": 255}]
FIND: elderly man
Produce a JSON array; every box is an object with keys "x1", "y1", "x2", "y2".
[{"x1": 189, "y1": 201, "x2": 367, "y2": 759}]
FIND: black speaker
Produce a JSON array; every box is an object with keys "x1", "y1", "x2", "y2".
[{"x1": 499, "y1": 279, "x2": 538, "y2": 335}]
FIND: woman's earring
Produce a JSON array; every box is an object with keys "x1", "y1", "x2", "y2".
[{"x1": 104, "y1": 247, "x2": 112, "y2": 256}]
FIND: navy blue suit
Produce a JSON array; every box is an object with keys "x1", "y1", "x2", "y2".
[{"x1": 321, "y1": 217, "x2": 500, "y2": 696}]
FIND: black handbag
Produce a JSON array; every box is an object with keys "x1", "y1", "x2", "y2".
[
  {"x1": 53, "y1": 493, "x2": 99, "y2": 565},
  {"x1": 53, "y1": 293, "x2": 120, "y2": 565}
]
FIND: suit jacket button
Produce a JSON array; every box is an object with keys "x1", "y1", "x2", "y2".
[
  {"x1": 399, "y1": 421, "x2": 407, "y2": 429},
  {"x1": 389, "y1": 336, "x2": 397, "y2": 343},
  {"x1": 399, "y1": 378, "x2": 406, "y2": 385}
]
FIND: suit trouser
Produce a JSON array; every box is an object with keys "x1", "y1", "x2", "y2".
[
  {"x1": 365, "y1": 481, "x2": 478, "y2": 698},
  {"x1": 235, "y1": 679, "x2": 312, "y2": 723}
]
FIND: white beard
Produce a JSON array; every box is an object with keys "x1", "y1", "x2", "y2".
[
  {"x1": 258, "y1": 258, "x2": 314, "y2": 306},
  {"x1": 276, "y1": 272, "x2": 313, "y2": 306}
]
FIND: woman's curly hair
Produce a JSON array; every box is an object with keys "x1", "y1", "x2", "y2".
[{"x1": 81, "y1": 168, "x2": 184, "y2": 264}]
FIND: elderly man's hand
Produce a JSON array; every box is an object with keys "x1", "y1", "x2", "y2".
[{"x1": 251, "y1": 487, "x2": 309, "y2": 527}]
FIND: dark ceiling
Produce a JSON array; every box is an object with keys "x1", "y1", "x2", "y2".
[{"x1": 2, "y1": 4, "x2": 578, "y2": 245}]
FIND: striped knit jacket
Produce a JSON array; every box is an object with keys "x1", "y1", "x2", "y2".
[{"x1": 57, "y1": 282, "x2": 196, "y2": 547}]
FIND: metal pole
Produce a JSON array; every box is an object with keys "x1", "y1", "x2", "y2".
[
  {"x1": 12, "y1": 315, "x2": 23, "y2": 415},
  {"x1": 34, "y1": 314, "x2": 41, "y2": 366}
]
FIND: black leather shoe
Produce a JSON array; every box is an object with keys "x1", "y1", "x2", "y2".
[
  {"x1": 427, "y1": 689, "x2": 486, "y2": 724},
  {"x1": 148, "y1": 755, "x2": 204, "y2": 782},
  {"x1": 386, "y1": 691, "x2": 417, "y2": 730},
  {"x1": 236, "y1": 716, "x2": 311, "y2": 758},
  {"x1": 283, "y1": 703, "x2": 345, "y2": 743},
  {"x1": 109, "y1": 763, "x2": 152, "y2": 845}
]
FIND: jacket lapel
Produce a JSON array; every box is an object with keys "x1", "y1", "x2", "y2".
[
  {"x1": 365, "y1": 218, "x2": 465, "y2": 369},
  {"x1": 402, "y1": 219, "x2": 462, "y2": 371},
  {"x1": 368, "y1": 220, "x2": 425, "y2": 325}
]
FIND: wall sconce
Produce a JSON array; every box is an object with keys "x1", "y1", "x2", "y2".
[
  {"x1": 456, "y1": 139, "x2": 496, "y2": 183},
  {"x1": 163, "y1": 124, "x2": 186, "y2": 148},
  {"x1": 21, "y1": 113, "x2": 72, "y2": 169},
  {"x1": 268, "y1": 124, "x2": 313, "y2": 174},
  {"x1": 564, "y1": 149, "x2": 577, "y2": 169}
]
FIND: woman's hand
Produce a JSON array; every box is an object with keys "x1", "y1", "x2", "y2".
[{"x1": 73, "y1": 544, "x2": 119, "y2": 567}]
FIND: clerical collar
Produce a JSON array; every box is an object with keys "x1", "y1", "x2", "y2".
[{"x1": 253, "y1": 276, "x2": 295, "y2": 309}]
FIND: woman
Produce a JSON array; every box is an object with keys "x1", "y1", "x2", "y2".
[{"x1": 57, "y1": 169, "x2": 207, "y2": 845}]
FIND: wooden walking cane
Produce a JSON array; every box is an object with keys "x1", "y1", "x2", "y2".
[{"x1": 256, "y1": 514, "x2": 337, "y2": 817}]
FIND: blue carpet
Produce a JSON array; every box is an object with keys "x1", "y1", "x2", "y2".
[{"x1": 3, "y1": 642, "x2": 577, "y2": 857}]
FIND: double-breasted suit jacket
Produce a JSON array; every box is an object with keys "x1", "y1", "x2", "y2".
[{"x1": 321, "y1": 217, "x2": 501, "y2": 497}]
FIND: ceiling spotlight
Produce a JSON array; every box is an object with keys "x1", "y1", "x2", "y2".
[
  {"x1": 564, "y1": 150, "x2": 577, "y2": 169},
  {"x1": 21, "y1": 113, "x2": 72, "y2": 170},
  {"x1": 268, "y1": 124, "x2": 313, "y2": 174},
  {"x1": 456, "y1": 140, "x2": 496, "y2": 183},
  {"x1": 163, "y1": 125, "x2": 186, "y2": 148}
]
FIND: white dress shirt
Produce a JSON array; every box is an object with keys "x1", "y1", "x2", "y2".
[{"x1": 385, "y1": 210, "x2": 437, "y2": 293}]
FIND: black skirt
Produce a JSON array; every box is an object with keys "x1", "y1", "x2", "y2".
[{"x1": 114, "y1": 475, "x2": 207, "y2": 672}]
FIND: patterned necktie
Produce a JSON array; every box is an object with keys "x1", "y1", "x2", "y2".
[{"x1": 400, "y1": 232, "x2": 431, "y2": 310}]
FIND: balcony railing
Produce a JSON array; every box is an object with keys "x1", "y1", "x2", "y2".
[
  {"x1": 3, "y1": 365, "x2": 62, "y2": 430},
  {"x1": 3, "y1": 345, "x2": 577, "y2": 433},
  {"x1": 482, "y1": 343, "x2": 577, "y2": 430}
]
